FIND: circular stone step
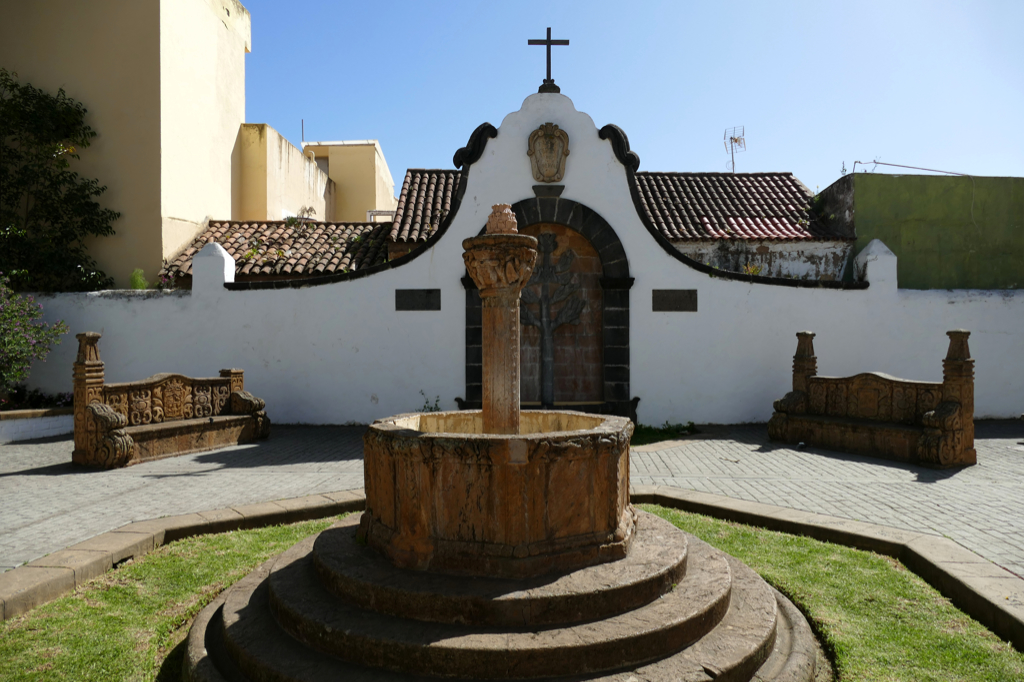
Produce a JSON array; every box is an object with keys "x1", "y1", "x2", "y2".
[
  {"x1": 313, "y1": 511, "x2": 688, "y2": 627},
  {"x1": 260, "y1": 531, "x2": 731, "y2": 679},
  {"x1": 184, "y1": 526, "x2": 824, "y2": 682}
]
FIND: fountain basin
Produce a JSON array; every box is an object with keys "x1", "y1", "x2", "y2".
[{"x1": 359, "y1": 409, "x2": 635, "y2": 578}]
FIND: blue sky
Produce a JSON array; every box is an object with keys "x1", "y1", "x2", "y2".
[{"x1": 241, "y1": 0, "x2": 1024, "y2": 195}]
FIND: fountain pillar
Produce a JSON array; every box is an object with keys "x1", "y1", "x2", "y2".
[{"x1": 462, "y1": 205, "x2": 538, "y2": 434}]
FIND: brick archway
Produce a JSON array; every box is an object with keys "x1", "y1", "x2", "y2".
[{"x1": 459, "y1": 197, "x2": 637, "y2": 421}]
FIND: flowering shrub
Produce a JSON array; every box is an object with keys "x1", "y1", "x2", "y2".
[{"x1": 0, "y1": 273, "x2": 69, "y2": 394}]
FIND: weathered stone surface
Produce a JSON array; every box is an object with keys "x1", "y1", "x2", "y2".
[
  {"x1": 314, "y1": 511, "x2": 687, "y2": 627},
  {"x1": 462, "y1": 206, "x2": 538, "y2": 434},
  {"x1": 360, "y1": 410, "x2": 635, "y2": 578},
  {"x1": 0, "y1": 566, "x2": 75, "y2": 620},
  {"x1": 71, "y1": 332, "x2": 270, "y2": 469},
  {"x1": 184, "y1": 519, "x2": 822, "y2": 682},
  {"x1": 265, "y1": 524, "x2": 730, "y2": 679},
  {"x1": 527, "y1": 122, "x2": 570, "y2": 183},
  {"x1": 769, "y1": 330, "x2": 975, "y2": 467}
]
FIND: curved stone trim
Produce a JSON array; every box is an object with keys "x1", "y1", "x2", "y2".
[
  {"x1": 453, "y1": 122, "x2": 499, "y2": 169},
  {"x1": 598, "y1": 122, "x2": 869, "y2": 290},
  {"x1": 598, "y1": 124, "x2": 640, "y2": 173},
  {"x1": 462, "y1": 198, "x2": 635, "y2": 419}
]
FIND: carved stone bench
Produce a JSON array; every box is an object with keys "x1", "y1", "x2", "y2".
[
  {"x1": 71, "y1": 332, "x2": 270, "y2": 469},
  {"x1": 767, "y1": 330, "x2": 975, "y2": 467}
]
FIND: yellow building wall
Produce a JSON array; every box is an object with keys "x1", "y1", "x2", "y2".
[
  {"x1": 304, "y1": 141, "x2": 398, "y2": 222},
  {"x1": 0, "y1": 0, "x2": 162, "y2": 288},
  {"x1": 0, "y1": 0, "x2": 251, "y2": 287},
  {"x1": 235, "y1": 124, "x2": 335, "y2": 222},
  {"x1": 160, "y1": 0, "x2": 250, "y2": 271}
]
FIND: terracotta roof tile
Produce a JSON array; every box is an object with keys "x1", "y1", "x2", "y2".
[
  {"x1": 161, "y1": 220, "x2": 390, "y2": 283},
  {"x1": 635, "y1": 172, "x2": 842, "y2": 241},
  {"x1": 390, "y1": 169, "x2": 461, "y2": 244}
]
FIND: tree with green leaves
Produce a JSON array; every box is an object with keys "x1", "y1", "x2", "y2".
[{"x1": 0, "y1": 68, "x2": 118, "y2": 292}]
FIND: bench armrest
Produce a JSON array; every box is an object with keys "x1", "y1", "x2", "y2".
[
  {"x1": 85, "y1": 402, "x2": 135, "y2": 468},
  {"x1": 230, "y1": 390, "x2": 266, "y2": 415},
  {"x1": 773, "y1": 391, "x2": 807, "y2": 415}
]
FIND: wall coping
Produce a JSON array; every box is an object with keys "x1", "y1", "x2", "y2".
[{"x1": 0, "y1": 408, "x2": 74, "y2": 422}]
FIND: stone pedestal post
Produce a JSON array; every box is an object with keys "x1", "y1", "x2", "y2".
[
  {"x1": 462, "y1": 205, "x2": 538, "y2": 434},
  {"x1": 942, "y1": 329, "x2": 975, "y2": 457},
  {"x1": 792, "y1": 331, "x2": 817, "y2": 393},
  {"x1": 219, "y1": 368, "x2": 245, "y2": 393},
  {"x1": 72, "y1": 332, "x2": 105, "y2": 465}
]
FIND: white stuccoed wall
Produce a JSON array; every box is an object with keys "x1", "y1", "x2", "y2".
[{"x1": 26, "y1": 93, "x2": 1024, "y2": 424}]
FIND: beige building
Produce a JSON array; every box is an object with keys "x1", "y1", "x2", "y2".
[
  {"x1": 0, "y1": 0, "x2": 397, "y2": 287},
  {"x1": 302, "y1": 141, "x2": 398, "y2": 222}
]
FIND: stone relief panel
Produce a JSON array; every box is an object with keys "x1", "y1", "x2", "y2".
[{"x1": 527, "y1": 122, "x2": 570, "y2": 183}]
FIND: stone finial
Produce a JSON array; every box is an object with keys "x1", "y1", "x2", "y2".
[
  {"x1": 75, "y1": 332, "x2": 102, "y2": 364},
  {"x1": 486, "y1": 204, "x2": 518, "y2": 235},
  {"x1": 795, "y1": 332, "x2": 816, "y2": 359},
  {"x1": 945, "y1": 330, "x2": 971, "y2": 361},
  {"x1": 792, "y1": 331, "x2": 818, "y2": 393}
]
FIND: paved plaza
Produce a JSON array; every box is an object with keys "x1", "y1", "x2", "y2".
[{"x1": 1, "y1": 421, "x2": 1022, "y2": 577}]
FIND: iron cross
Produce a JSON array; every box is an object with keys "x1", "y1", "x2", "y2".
[{"x1": 528, "y1": 27, "x2": 569, "y2": 90}]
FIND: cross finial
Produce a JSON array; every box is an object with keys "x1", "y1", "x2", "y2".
[{"x1": 528, "y1": 27, "x2": 569, "y2": 94}]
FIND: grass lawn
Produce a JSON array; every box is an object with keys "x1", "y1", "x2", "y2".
[
  {"x1": 644, "y1": 505, "x2": 1024, "y2": 682},
  {"x1": 1, "y1": 509, "x2": 1021, "y2": 681},
  {"x1": 0, "y1": 518, "x2": 335, "y2": 682}
]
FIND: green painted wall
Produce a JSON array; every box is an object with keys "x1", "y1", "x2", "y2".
[{"x1": 849, "y1": 174, "x2": 1024, "y2": 289}]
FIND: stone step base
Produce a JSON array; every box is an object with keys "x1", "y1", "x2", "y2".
[
  {"x1": 184, "y1": 513, "x2": 823, "y2": 681},
  {"x1": 260, "y1": 534, "x2": 731, "y2": 678},
  {"x1": 312, "y1": 512, "x2": 689, "y2": 627}
]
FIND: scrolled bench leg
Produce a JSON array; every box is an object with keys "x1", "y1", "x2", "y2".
[{"x1": 83, "y1": 402, "x2": 135, "y2": 469}]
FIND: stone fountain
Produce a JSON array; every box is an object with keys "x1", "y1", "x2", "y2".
[{"x1": 184, "y1": 205, "x2": 824, "y2": 682}]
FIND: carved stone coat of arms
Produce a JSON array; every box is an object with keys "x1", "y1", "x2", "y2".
[{"x1": 527, "y1": 122, "x2": 570, "y2": 183}]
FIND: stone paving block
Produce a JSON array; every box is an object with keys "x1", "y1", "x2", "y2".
[
  {"x1": 953, "y1": 574, "x2": 1024, "y2": 650},
  {"x1": 273, "y1": 494, "x2": 342, "y2": 521},
  {"x1": 67, "y1": 531, "x2": 156, "y2": 566},
  {"x1": 198, "y1": 508, "x2": 247, "y2": 534},
  {"x1": 26, "y1": 549, "x2": 112, "y2": 587},
  {"x1": 655, "y1": 488, "x2": 786, "y2": 527},
  {"x1": 322, "y1": 489, "x2": 366, "y2": 510},
  {"x1": 114, "y1": 513, "x2": 209, "y2": 544},
  {"x1": 230, "y1": 501, "x2": 291, "y2": 529},
  {"x1": 0, "y1": 566, "x2": 75, "y2": 620},
  {"x1": 764, "y1": 508, "x2": 924, "y2": 555}
]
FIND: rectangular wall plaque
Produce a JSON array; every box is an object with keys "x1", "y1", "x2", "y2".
[
  {"x1": 652, "y1": 289, "x2": 698, "y2": 312},
  {"x1": 395, "y1": 289, "x2": 441, "y2": 311}
]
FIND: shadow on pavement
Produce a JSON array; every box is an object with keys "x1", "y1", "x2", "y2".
[
  {"x1": 185, "y1": 425, "x2": 367, "y2": 469},
  {"x1": 752, "y1": 434, "x2": 965, "y2": 483}
]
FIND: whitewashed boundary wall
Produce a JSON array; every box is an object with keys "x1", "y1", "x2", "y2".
[{"x1": 26, "y1": 92, "x2": 1024, "y2": 425}]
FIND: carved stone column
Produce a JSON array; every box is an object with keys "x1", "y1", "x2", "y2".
[
  {"x1": 462, "y1": 205, "x2": 538, "y2": 434},
  {"x1": 942, "y1": 329, "x2": 975, "y2": 458},
  {"x1": 72, "y1": 332, "x2": 105, "y2": 465},
  {"x1": 792, "y1": 331, "x2": 817, "y2": 393}
]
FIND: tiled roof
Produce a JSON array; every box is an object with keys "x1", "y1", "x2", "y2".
[
  {"x1": 635, "y1": 172, "x2": 840, "y2": 241},
  {"x1": 389, "y1": 169, "x2": 842, "y2": 244},
  {"x1": 390, "y1": 169, "x2": 461, "y2": 244},
  {"x1": 162, "y1": 220, "x2": 390, "y2": 282}
]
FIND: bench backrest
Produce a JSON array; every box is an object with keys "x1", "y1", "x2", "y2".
[{"x1": 805, "y1": 374, "x2": 942, "y2": 425}]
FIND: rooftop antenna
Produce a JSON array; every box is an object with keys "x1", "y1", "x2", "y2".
[{"x1": 724, "y1": 126, "x2": 746, "y2": 173}]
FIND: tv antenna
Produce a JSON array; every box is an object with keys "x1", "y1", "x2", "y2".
[{"x1": 724, "y1": 126, "x2": 746, "y2": 173}]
